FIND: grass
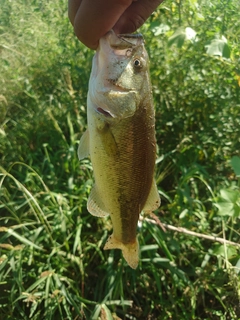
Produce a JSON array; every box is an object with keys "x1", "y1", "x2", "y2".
[{"x1": 0, "y1": 0, "x2": 240, "y2": 319}]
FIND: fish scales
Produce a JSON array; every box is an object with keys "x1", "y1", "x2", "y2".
[
  {"x1": 78, "y1": 30, "x2": 160, "y2": 269},
  {"x1": 115, "y1": 106, "x2": 156, "y2": 244}
]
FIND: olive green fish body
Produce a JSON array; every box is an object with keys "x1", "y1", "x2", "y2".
[{"x1": 78, "y1": 31, "x2": 160, "y2": 269}]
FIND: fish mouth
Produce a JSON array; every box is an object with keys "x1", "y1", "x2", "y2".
[
  {"x1": 108, "y1": 31, "x2": 144, "y2": 49},
  {"x1": 106, "y1": 80, "x2": 131, "y2": 92},
  {"x1": 97, "y1": 83, "x2": 135, "y2": 95}
]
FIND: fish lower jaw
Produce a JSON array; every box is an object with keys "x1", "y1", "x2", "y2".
[
  {"x1": 99, "y1": 80, "x2": 135, "y2": 93},
  {"x1": 106, "y1": 81, "x2": 131, "y2": 93}
]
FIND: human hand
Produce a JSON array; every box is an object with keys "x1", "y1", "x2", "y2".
[{"x1": 68, "y1": 0, "x2": 164, "y2": 49}]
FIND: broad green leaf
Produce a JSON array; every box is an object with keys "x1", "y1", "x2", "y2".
[
  {"x1": 168, "y1": 27, "x2": 197, "y2": 48},
  {"x1": 205, "y1": 36, "x2": 231, "y2": 58},
  {"x1": 214, "y1": 201, "x2": 235, "y2": 217},
  {"x1": 231, "y1": 156, "x2": 240, "y2": 177},
  {"x1": 214, "y1": 188, "x2": 240, "y2": 217},
  {"x1": 168, "y1": 27, "x2": 186, "y2": 48},
  {"x1": 220, "y1": 189, "x2": 239, "y2": 203},
  {"x1": 211, "y1": 244, "x2": 237, "y2": 260},
  {"x1": 152, "y1": 23, "x2": 170, "y2": 36},
  {"x1": 185, "y1": 27, "x2": 197, "y2": 41}
]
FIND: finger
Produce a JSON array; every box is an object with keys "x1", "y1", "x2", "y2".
[
  {"x1": 113, "y1": 0, "x2": 164, "y2": 34},
  {"x1": 68, "y1": 0, "x2": 82, "y2": 26},
  {"x1": 71, "y1": 0, "x2": 133, "y2": 49}
]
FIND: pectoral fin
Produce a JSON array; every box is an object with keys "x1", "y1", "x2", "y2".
[
  {"x1": 143, "y1": 180, "x2": 161, "y2": 213},
  {"x1": 78, "y1": 129, "x2": 89, "y2": 160},
  {"x1": 98, "y1": 124, "x2": 119, "y2": 157},
  {"x1": 87, "y1": 184, "x2": 109, "y2": 217}
]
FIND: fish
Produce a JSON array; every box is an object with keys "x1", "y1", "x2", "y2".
[{"x1": 78, "y1": 30, "x2": 160, "y2": 269}]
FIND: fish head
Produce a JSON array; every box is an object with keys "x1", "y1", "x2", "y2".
[{"x1": 88, "y1": 30, "x2": 151, "y2": 121}]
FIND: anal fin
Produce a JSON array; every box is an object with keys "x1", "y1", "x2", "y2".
[
  {"x1": 143, "y1": 181, "x2": 165, "y2": 231},
  {"x1": 143, "y1": 179, "x2": 161, "y2": 213},
  {"x1": 87, "y1": 184, "x2": 109, "y2": 217}
]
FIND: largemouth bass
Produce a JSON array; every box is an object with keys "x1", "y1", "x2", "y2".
[{"x1": 78, "y1": 30, "x2": 160, "y2": 269}]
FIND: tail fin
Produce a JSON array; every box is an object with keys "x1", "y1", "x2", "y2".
[{"x1": 104, "y1": 234, "x2": 139, "y2": 269}]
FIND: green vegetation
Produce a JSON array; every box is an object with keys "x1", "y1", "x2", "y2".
[{"x1": 0, "y1": 0, "x2": 240, "y2": 318}]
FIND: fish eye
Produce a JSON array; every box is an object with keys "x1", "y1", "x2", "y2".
[{"x1": 133, "y1": 58, "x2": 141, "y2": 68}]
